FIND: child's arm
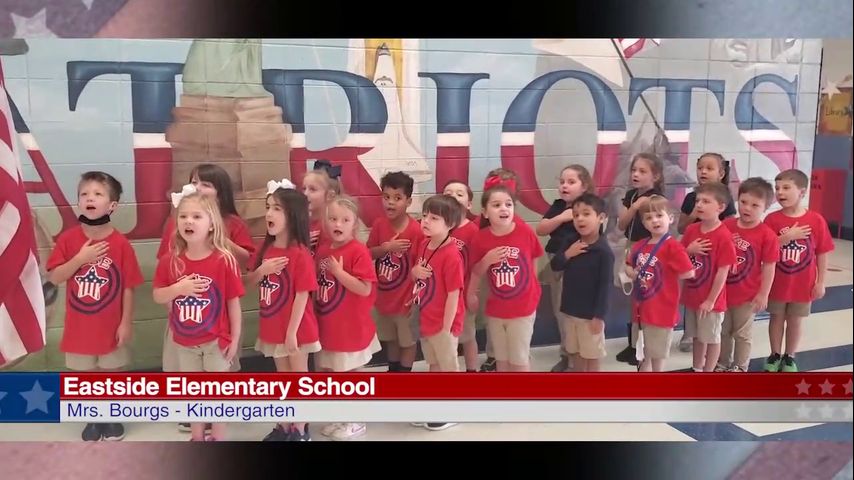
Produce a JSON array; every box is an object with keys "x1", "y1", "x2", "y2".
[
  {"x1": 369, "y1": 234, "x2": 412, "y2": 259},
  {"x1": 327, "y1": 256, "x2": 372, "y2": 297},
  {"x1": 116, "y1": 288, "x2": 134, "y2": 347},
  {"x1": 442, "y1": 289, "x2": 461, "y2": 333},
  {"x1": 813, "y1": 253, "x2": 828, "y2": 300},
  {"x1": 535, "y1": 208, "x2": 574, "y2": 236},
  {"x1": 751, "y1": 262, "x2": 776, "y2": 312},
  {"x1": 466, "y1": 271, "x2": 483, "y2": 311},
  {"x1": 595, "y1": 252, "x2": 615, "y2": 320},
  {"x1": 285, "y1": 291, "x2": 309, "y2": 351},
  {"x1": 224, "y1": 297, "x2": 243, "y2": 362},
  {"x1": 617, "y1": 196, "x2": 649, "y2": 232},
  {"x1": 677, "y1": 212, "x2": 696, "y2": 234},
  {"x1": 227, "y1": 240, "x2": 251, "y2": 267},
  {"x1": 48, "y1": 239, "x2": 109, "y2": 285},
  {"x1": 152, "y1": 276, "x2": 206, "y2": 304},
  {"x1": 698, "y1": 266, "x2": 729, "y2": 315},
  {"x1": 246, "y1": 257, "x2": 289, "y2": 285}
]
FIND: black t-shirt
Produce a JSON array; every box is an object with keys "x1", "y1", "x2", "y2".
[
  {"x1": 542, "y1": 199, "x2": 580, "y2": 254},
  {"x1": 680, "y1": 191, "x2": 737, "y2": 221},
  {"x1": 621, "y1": 187, "x2": 663, "y2": 242}
]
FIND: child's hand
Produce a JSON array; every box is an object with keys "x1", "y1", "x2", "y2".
[
  {"x1": 115, "y1": 322, "x2": 132, "y2": 347},
  {"x1": 310, "y1": 230, "x2": 320, "y2": 247},
  {"x1": 75, "y1": 239, "x2": 109, "y2": 265},
  {"x1": 750, "y1": 294, "x2": 769, "y2": 313},
  {"x1": 383, "y1": 233, "x2": 411, "y2": 254},
  {"x1": 412, "y1": 262, "x2": 433, "y2": 280},
  {"x1": 483, "y1": 246, "x2": 509, "y2": 265},
  {"x1": 223, "y1": 339, "x2": 240, "y2": 363},
  {"x1": 812, "y1": 281, "x2": 826, "y2": 300},
  {"x1": 698, "y1": 300, "x2": 714, "y2": 317},
  {"x1": 284, "y1": 333, "x2": 299, "y2": 355},
  {"x1": 327, "y1": 256, "x2": 345, "y2": 277},
  {"x1": 687, "y1": 238, "x2": 712, "y2": 256},
  {"x1": 625, "y1": 265, "x2": 638, "y2": 280},
  {"x1": 257, "y1": 256, "x2": 289, "y2": 276},
  {"x1": 466, "y1": 292, "x2": 479, "y2": 312},
  {"x1": 564, "y1": 240, "x2": 588, "y2": 259},
  {"x1": 588, "y1": 318, "x2": 605, "y2": 335},
  {"x1": 176, "y1": 274, "x2": 209, "y2": 297},
  {"x1": 785, "y1": 223, "x2": 812, "y2": 242},
  {"x1": 557, "y1": 208, "x2": 575, "y2": 223},
  {"x1": 631, "y1": 196, "x2": 650, "y2": 211}
]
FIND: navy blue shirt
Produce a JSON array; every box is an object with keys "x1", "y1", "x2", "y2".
[
  {"x1": 622, "y1": 188, "x2": 663, "y2": 242},
  {"x1": 550, "y1": 235, "x2": 614, "y2": 320},
  {"x1": 542, "y1": 199, "x2": 580, "y2": 254}
]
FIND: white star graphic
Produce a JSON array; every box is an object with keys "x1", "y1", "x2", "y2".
[
  {"x1": 820, "y1": 379, "x2": 835, "y2": 395},
  {"x1": 795, "y1": 403, "x2": 812, "y2": 419},
  {"x1": 11, "y1": 8, "x2": 56, "y2": 38},
  {"x1": 795, "y1": 379, "x2": 811, "y2": 395},
  {"x1": 844, "y1": 403, "x2": 853, "y2": 420},
  {"x1": 843, "y1": 379, "x2": 853, "y2": 396},
  {"x1": 82, "y1": 0, "x2": 96, "y2": 9},
  {"x1": 819, "y1": 403, "x2": 835, "y2": 420},
  {"x1": 821, "y1": 80, "x2": 842, "y2": 100}
]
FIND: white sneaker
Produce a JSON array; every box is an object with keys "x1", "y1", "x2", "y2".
[
  {"x1": 321, "y1": 423, "x2": 344, "y2": 437},
  {"x1": 425, "y1": 422, "x2": 457, "y2": 431},
  {"x1": 410, "y1": 422, "x2": 427, "y2": 428},
  {"x1": 330, "y1": 423, "x2": 366, "y2": 441}
]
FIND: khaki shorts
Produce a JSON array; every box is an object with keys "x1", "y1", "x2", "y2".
[
  {"x1": 637, "y1": 324, "x2": 673, "y2": 360},
  {"x1": 485, "y1": 314, "x2": 535, "y2": 366},
  {"x1": 375, "y1": 311, "x2": 417, "y2": 348},
  {"x1": 316, "y1": 335, "x2": 382, "y2": 372},
  {"x1": 767, "y1": 300, "x2": 811, "y2": 317},
  {"x1": 684, "y1": 309, "x2": 725, "y2": 345},
  {"x1": 164, "y1": 326, "x2": 241, "y2": 372},
  {"x1": 458, "y1": 311, "x2": 477, "y2": 344},
  {"x1": 563, "y1": 316, "x2": 606, "y2": 360},
  {"x1": 175, "y1": 340, "x2": 231, "y2": 373},
  {"x1": 421, "y1": 331, "x2": 460, "y2": 371},
  {"x1": 255, "y1": 339, "x2": 322, "y2": 358},
  {"x1": 66, "y1": 346, "x2": 130, "y2": 371}
]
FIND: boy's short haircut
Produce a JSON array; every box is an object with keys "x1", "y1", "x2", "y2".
[
  {"x1": 737, "y1": 177, "x2": 774, "y2": 206},
  {"x1": 380, "y1": 171, "x2": 415, "y2": 198},
  {"x1": 573, "y1": 193, "x2": 606, "y2": 216},
  {"x1": 638, "y1": 194, "x2": 672, "y2": 217},
  {"x1": 423, "y1": 194, "x2": 463, "y2": 230},
  {"x1": 694, "y1": 182, "x2": 732, "y2": 206},
  {"x1": 775, "y1": 169, "x2": 809, "y2": 190},
  {"x1": 79, "y1": 171, "x2": 123, "y2": 202},
  {"x1": 443, "y1": 179, "x2": 473, "y2": 202}
]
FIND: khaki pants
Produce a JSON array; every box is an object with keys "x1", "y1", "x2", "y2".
[
  {"x1": 547, "y1": 254, "x2": 571, "y2": 357},
  {"x1": 720, "y1": 302, "x2": 755, "y2": 370}
]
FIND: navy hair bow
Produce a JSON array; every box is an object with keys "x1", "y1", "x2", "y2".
[{"x1": 313, "y1": 159, "x2": 342, "y2": 179}]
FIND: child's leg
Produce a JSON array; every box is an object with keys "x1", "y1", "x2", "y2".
[
  {"x1": 646, "y1": 327, "x2": 672, "y2": 372},
  {"x1": 685, "y1": 310, "x2": 706, "y2": 370},
  {"x1": 176, "y1": 343, "x2": 208, "y2": 440},
  {"x1": 397, "y1": 314, "x2": 418, "y2": 370},
  {"x1": 698, "y1": 311, "x2": 724, "y2": 372},
  {"x1": 720, "y1": 309, "x2": 735, "y2": 368},
  {"x1": 375, "y1": 312, "x2": 401, "y2": 370},
  {"x1": 731, "y1": 304, "x2": 755, "y2": 371},
  {"x1": 285, "y1": 352, "x2": 311, "y2": 434},
  {"x1": 549, "y1": 269, "x2": 570, "y2": 370},
  {"x1": 784, "y1": 315, "x2": 804, "y2": 355},
  {"x1": 201, "y1": 342, "x2": 232, "y2": 440},
  {"x1": 461, "y1": 312, "x2": 479, "y2": 371},
  {"x1": 767, "y1": 301, "x2": 786, "y2": 355},
  {"x1": 650, "y1": 359, "x2": 665, "y2": 372},
  {"x1": 507, "y1": 315, "x2": 535, "y2": 372},
  {"x1": 486, "y1": 317, "x2": 510, "y2": 371}
]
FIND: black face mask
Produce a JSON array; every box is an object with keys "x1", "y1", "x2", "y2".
[{"x1": 78, "y1": 214, "x2": 111, "y2": 226}]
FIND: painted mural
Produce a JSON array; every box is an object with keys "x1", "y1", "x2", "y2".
[{"x1": 1, "y1": 38, "x2": 822, "y2": 370}]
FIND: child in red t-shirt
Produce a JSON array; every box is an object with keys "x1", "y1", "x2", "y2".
[
  {"x1": 719, "y1": 178, "x2": 779, "y2": 372},
  {"x1": 763, "y1": 169, "x2": 835, "y2": 372},
  {"x1": 152, "y1": 191, "x2": 245, "y2": 442},
  {"x1": 467, "y1": 185, "x2": 544, "y2": 372},
  {"x1": 366, "y1": 171, "x2": 422, "y2": 372},
  {"x1": 680, "y1": 182, "x2": 737, "y2": 372},
  {"x1": 47, "y1": 171, "x2": 143, "y2": 442},
  {"x1": 315, "y1": 196, "x2": 381, "y2": 441},
  {"x1": 248, "y1": 180, "x2": 319, "y2": 442},
  {"x1": 442, "y1": 179, "x2": 480, "y2": 372},
  {"x1": 302, "y1": 159, "x2": 342, "y2": 255},
  {"x1": 625, "y1": 195, "x2": 695, "y2": 372}
]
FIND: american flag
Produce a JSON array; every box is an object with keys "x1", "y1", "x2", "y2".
[
  {"x1": 377, "y1": 253, "x2": 401, "y2": 281},
  {"x1": 781, "y1": 240, "x2": 807, "y2": 264},
  {"x1": 616, "y1": 38, "x2": 661, "y2": 59},
  {"x1": 491, "y1": 260, "x2": 520, "y2": 288},
  {"x1": 174, "y1": 295, "x2": 210, "y2": 324},
  {"x1": 74, "y1": 265, "x2": 108, "y2": 301},
  {"x1": 259, "y1": 275, "x2": 279, "y2": 306},
  {"x1": 0, "y1": 58, "x2": 46, "y2": 367}
]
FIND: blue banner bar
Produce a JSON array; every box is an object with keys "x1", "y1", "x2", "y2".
[{"x1": 0, "y1": 373, "x2": 61, "y2": 423}]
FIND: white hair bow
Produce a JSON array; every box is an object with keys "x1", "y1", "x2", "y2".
[
  {"x1": 266, "y1": 178, "x2": 296, "y2": 195},
  {"x1": 171, "y1": 184, "x2": 197, "y2": 208}
]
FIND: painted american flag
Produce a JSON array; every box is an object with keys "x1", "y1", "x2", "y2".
[
  {"x1": 0, "y1": 58, "x2": 46, "y2": 367},
  {"x1": 617, "y1": 38, "x2": 661, "y2": 59}
]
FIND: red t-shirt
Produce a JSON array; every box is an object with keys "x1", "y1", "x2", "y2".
[
  {"x1": 314, "y1": 239, "x2": 378, "y2": 352},
  {"x1": 452, "y1": 220, "x2": 479, "y2": 298},
  {"x1": 366, "y1": 215, "x2": 424, "y2": 315},
  {"x1": 680, "y1": 222, "x2": 737, "y2": 312},
  {"x1": 152, "y1": 251, "x2": 246, "y2": 350},
  {"x1": 255, "y1": 244, "x2": 319, "y2": 346},
  {"x1": 411, "y1": 237, "x2": 465, "y2": 337},
  {"x1": 627, "y1": 237, "x2": 694, "y2": 328},
  {"x1": 469, "y1": 222, "x2": 544, "y2": 319},
  {"x1": 309, "y1": 218, "x2": 330, "y2": 256},
  {"x1": 157, "y1": 214, "x2": 255, "y2": 261},
  {"x1": 764, "y1": 210, "x2": 835, "y2": 303},
  {"x1": 46, "y1": 226, "x2": 143, "y2": 355},
  {"x1": 723, "y1": 218, "x2": 779, "y2": 306}
]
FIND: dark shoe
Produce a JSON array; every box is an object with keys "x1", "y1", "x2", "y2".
[
  {"x1": 262, "y1": 424, "x2": 291, "y2": 441},
  {"x1": 780, "y1": 354, "x2": 798, "y2": 372},
  {"x1": 616, "y1": 346, "x2": 638, "y2": 366},
  {"x1": 289, "y1": 426, "x2": 312, "y2": 441},
  {"x1": 425, "y1": 422, "x2": 457, "y2": 431},
  {"x1": 764, "y1": 353, "x2": 782, "y2": 372},
  {"x1": 550, "y1": 355, "x2": 570, "y2": 372},
  {"x1": 101, "y1": 423, "x2": 125, "y2": 441},
  {"x1": 81, "y1": 423, "x2": 101, "y2": 441},
  {"x1": 479, "y1": 357, "x2": 497, "y2": 372}
]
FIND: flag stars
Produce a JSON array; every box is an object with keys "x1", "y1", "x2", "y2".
[
  {"x1": 795, "y1": 379, "x2": 811, "y2": 395},
  {"x1": 843, "y1": 379, "x2": 853, "y2": 396},
  {"x1": 820, "y1": 379, "x2": 835, "y2": 395}
]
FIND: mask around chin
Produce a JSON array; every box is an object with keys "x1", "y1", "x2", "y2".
[{"x1": 78, "y1": 213, "x2": 111, "y2": 226}]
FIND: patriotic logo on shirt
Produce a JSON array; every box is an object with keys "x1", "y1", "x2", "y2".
[
  {"x1": 727, "y1": 234, "x2": 755, "y2": 284},
  {"x1": 314, "y1": 260, "x2": 346, "y2": 315},
  {"x1": 259, "y1": 269, "x2": 290, "y2": 319},
  {"x1": 411, "y1": 257, "x2": 437, "y2": 307},
  {"x1": 376, "y1": 251, "x2": 410, "y2": 291},
  {"x1": 633, "y1": 252, "x2": 664, "y2": 301},
  {"x1": 685, "y1": 252, "x2": 712, "y2": 288},
  {"x1": 170, "y1": 275, "x2": 221, "y2": 339},
  {"x1": 488, "y1": 247, "x2": 529, "y2": 300},
  {"x1": 777, "y1": 229, "x2": 812, "y2": 274},
  {"x1": 454, "y1": 238, "x2": 470, "y2": 271},
  {"x1": 69, "y1": 257, "x2": 121, "y2": 315}
]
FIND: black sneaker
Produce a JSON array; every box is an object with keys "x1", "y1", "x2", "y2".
[
  {"x1": 101, "y1": 423, "x2": 125, "y2": 441},
  {"x1": 262, "y1": 424, "x2": 291, "y2": 441},
  {"x1": 550, "y1": 355, "x2": 570, "y2": 372},
  {"x1": 425, "y1": 422, "x2": 457, "y2": 431},
  {"x1": 616, "y1": 346, "x2": 638, "y2": 366},
  {"x1": 179, "y1": 422, "x2": 212, "y2": 433},
  {"x1": 81, "y1": 423, "x2": 101, "y2": 441},
  {"x1": 479, "y1": 357, "x2": 497, "y2": 372},
  {"x1": 289, "y1": 427, "x2": 312, "y2": 441}
]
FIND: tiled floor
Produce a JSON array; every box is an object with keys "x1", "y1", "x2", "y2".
[{"x1": 2, "y1": 240, "x2": 851, "y2": 442}]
